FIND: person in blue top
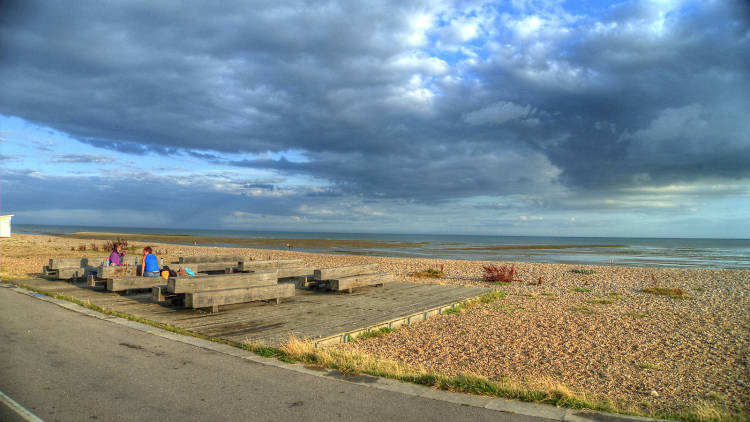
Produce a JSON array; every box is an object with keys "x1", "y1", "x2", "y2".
[{"x1": 141, "y1": 246, "x2": 160, "y2": 277}]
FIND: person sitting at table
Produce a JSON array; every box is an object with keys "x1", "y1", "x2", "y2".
[
  {"x1": 108, "y1": 243, "x2": 125, "y2": 266},
  {"x1": 141, "y1": 246, "x2": 160, "y2": 277}
]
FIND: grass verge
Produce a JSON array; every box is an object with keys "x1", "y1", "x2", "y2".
[{"x1": 281, "y1": 335, "x2": 609, "y2": 409}]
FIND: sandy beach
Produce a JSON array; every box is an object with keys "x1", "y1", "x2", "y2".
[{"x1": 1, "y1": 233, "x2": 747, "y2": 418}]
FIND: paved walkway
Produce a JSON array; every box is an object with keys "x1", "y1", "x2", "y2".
[{"x1": 0, "y1": 283, "x2": 550, "y2": 422}]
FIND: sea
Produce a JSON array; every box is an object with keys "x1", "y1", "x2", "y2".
[{"x1": 11, "y1": 224, "x2": 750, "y2": 270}]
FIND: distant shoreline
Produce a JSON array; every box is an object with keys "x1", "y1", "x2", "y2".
[
  {"x1": 14, "y1": 225, "x2": 750, "y2": 269},
  {"x1": 63, "y1": 231, "x2": 623, "y2": 250}
]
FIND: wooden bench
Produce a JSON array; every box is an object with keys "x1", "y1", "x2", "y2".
[
  {"x1": 238, "y1": 259, "x2": 313, "y2": 284},
  {"x1": 89, "y1": 261, "x2": 189, "y2": 288},
  {"x1": 43, "y1": 256, "x2": 143, "y2": 281},
  {"x1": 179, "y1": 255, "x2": 243, "y2": 273},
  {"x1": 313, "y1": 264, "x2": 391, "y2": 293},
  {"x1": 185, "y1": 284, "x2": 295, "y2": 313},
  {"x1": 48, "y1": 257, "x2": 108, "y2": 269},
  {"x1": 43, "y1": 257, "x2": 109, "y2": 280},
  {"x1": 153, "y1": 270, "x2": 294, "y2": 312},
  {"x1": 238, "y1": 259, "x2": 303, "y2": 272},
  {"x1": 167, "y1": 272, "x2": 277, "y2": 293},
  {"x1": 152, "y1": 285, "x2": 182, "y2": 303},
  {"x1": 97, "y1": 265, "x2": 138, "y2": 279},
  {"x1": 106, "y1": 276, "x2": 164, "y2": 293},
  {"x1": 179, "y1": 255, "x2": 243, "y2": 264}
]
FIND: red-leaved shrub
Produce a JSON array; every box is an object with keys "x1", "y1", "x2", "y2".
[{"x1": 482, "y1": 264, "x2": 515, "y2": 283}]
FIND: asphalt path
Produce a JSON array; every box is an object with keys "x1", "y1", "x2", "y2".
[{"x1": 0, "y1": 285, "x2": 549, "y2": 422}]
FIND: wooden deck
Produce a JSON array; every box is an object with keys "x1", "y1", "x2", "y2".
[{"x1": 14, "y1": 276, "x2": 489, "y2": 347}]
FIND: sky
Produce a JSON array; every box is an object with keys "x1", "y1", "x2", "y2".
[{"x1": 1, "y1": 0, "x2": 748, "y2": 238}]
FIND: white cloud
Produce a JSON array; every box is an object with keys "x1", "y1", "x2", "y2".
[
  {"x1": 354, "y1": 206, "x2": 385, "y2": 216},
  {"x1": 519, "y1": 215, "x2": 543, "y2": 221},
  {"x1": 297, "y1": 204, "x2": 335, "y2": 216}
]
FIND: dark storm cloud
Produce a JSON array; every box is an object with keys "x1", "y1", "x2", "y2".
[
  {"x1": 0, "y1": 168, "x2": 404, "y2": 230},
  {"x1": 1, "y1": 0, "x2": 748, "y2": 204},
  {"x1": 0, "y1": 168, "x2": 304, "y2": 223}
]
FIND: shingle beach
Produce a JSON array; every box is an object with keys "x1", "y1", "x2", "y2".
[{"x1": 1, "y1": 233, "x2": 747, "y2": 417}]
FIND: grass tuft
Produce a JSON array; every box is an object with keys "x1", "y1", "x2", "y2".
[
  {"x1": 670, "y1": 401, "x2": 747, "y2": 422},
  {"x1": 476, "y1": 290, "x2": 507, "y2": 303},
  {"x1": 624, "y1": 311, "x2": 650, "y2": 319},
  {"x1": 570, "y1": 268, "x2": 597, "y2": 274},
  {"x1": 587, "y1": 298, "x2": 615, "y2": 305},
  {"x1": 573, "y1": 288, "x2": 592, "y2": 293},
  {"x1": 494, "y1": 303, "x2": 526, "y2": 314},
  {"x1": 355, "y1": 326, "x2": 396, "y2": 341},
  {"x1": 410, "y1": 266, "x2": 444, "y2": 278},
  {"x1": 569, "y1": 305, "x2": 595, "y2": 315},
  {"x1": 643, "y1": 287, "x2": 687, "y2": 299},
  {"x1": 443, "y1": 303, "x2": 465, "y2": 315}
]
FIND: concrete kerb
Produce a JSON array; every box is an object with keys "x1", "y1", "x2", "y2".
[{"x1": 2, "y1": 281, "x2": 667, "y2": 422}]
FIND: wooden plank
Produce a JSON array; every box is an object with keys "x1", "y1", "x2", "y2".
[
  {"x1": 49, "y1": 257, "x2": 109, "y2": 269},
  {"x1": 167, "y1": 271, "x2": 278, "y2": 293},
  {"x1": 86, "y1": 274, "x2": 106, "y2": 288},
  {"x1": 97, "y1": 265, "x2": 138, "y2": 278},
  {"x1": 238, "y1": 259, "x2": 304, "y2": 272},
  {"x1": 328, "y1": 273, "x2": 394, "y2": 292},
  {"x1": 314, "y1": 264, "x2": 379, "y2": 280},
  {"x1": 188, "y1": 262, "x2": 239, "y2": 272},
  {"x1": 185, "y1": 284, "x2": 295, "y2": 309},
  {"x1": 179, "y1": 255, "x2": 242, "y2": 264},
  {"x1": 56, "y1": 267, "x2": 89, "y2": 280},
  {"x1": 152, "y1": 285, "x2": 184, "y2": 303},
  {"x1": 289, "y1": 275, "x2": 316, "y2": 289},
  {"x1": 277, "y1": 266, "x2": 313, "y2": 278},
  {"x1": 152, "y1": 285, "x2": 168, "y2": 302},
  {"x1": 106, "y1": 276, "x2": 163, "y2": 292}
]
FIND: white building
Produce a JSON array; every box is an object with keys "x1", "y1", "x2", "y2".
[{"x1": 0, "y1": 215, "x2": 13, "y2": 237}]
